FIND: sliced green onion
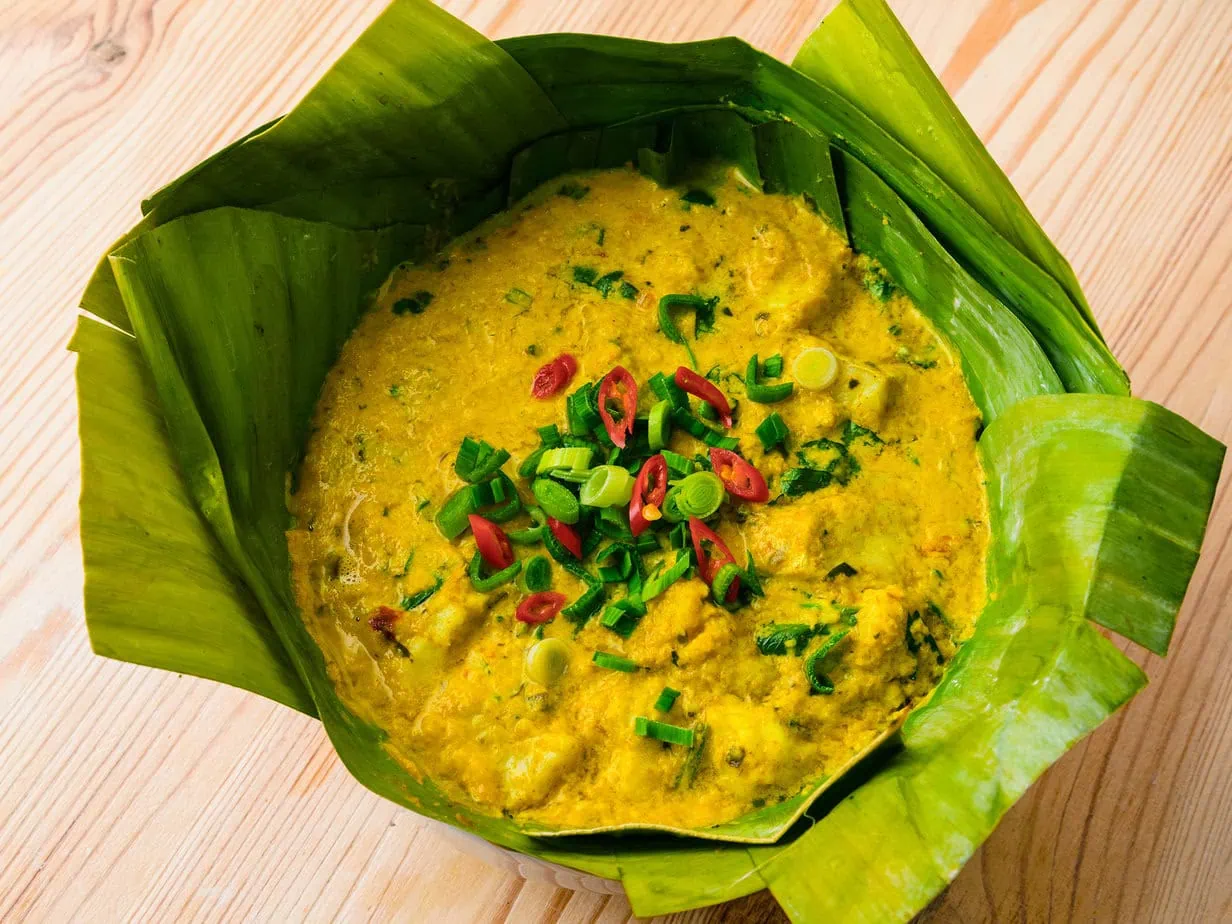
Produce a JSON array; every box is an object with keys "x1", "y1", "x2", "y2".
[
  {"x1": 400, "y1": 575, "x2": 444, "y2": 610},
  {"x1": 653, "y1": 687, "x2": 681, "y2": 713},
  {"x1": 793, "y1": 347, "x2": 839, "y2": 390},
  {"x1": 661, "y1": 450, "x2": 694, "y2": 478},
  {"x1": 674, "y1": 471, "x2": 725, "y2": 519},
  {"x1": 756, "y1": 413, "x2": 790, "y2": 452},
  {"x1": 600, "y1": 598, "x2": 646, "y2": 638},
  {"x1": 594, "y1": 506, "x2": 632, "y2": 538},
  {"x1": 453, "y1": 437, "x2": 511, "y2": 482},
  {"x1": 595, "y1": 543, "x2": 634, "y2": 582},
  {"x1": 468, "y1": 552, "x2": 521, "y2": 592},
  {"x1": 435, "y1": 482, "x2": 495, "y2": 538},
  {"x1": 661, "y1": 486, "x2": 688, "y2": 523},
  {"x1": 508, "y1": 508, "x2": 547, "y2": 545},
  {"x1": 525, "y1": 638, "x2": 570, "y2": 685},
  {"x1": 580, "y1": 465, "x2": 635, "y2": 507},
  {"x1": 634, "y1": 533, "x2": 659, "y2": 554},
  {"x1": 745, "y1": 355, "x2": 794, "y2": 404},
  {"x1": 563, "y1": 571, "x2": 606, "y2": 625},
  {"x1": 537, "y1": 424, "x2": 563, "y2": 448},
  {"x1": 532, "y1": 478, "x2": 580, "y2": 524},
  {"x1": 711, "y1": 562, "x2": 744, "y2": 606},
  {"x1": 648, "y1": 400, "x2": 673, "y2": 450},
  {"x1": 537, "y1": 446, "x2": 593, "y2": 475},
  {"x1": 762, "y1": 354, "x2": 784, "y2": 378},
  {"x1": 483, "y1": 474, "x2": 523, "y2": 522},
  {"x1": 805, "y1": 628, "x2": 850, "y2": 694},
  {"x1": 567, "y1": 382, "x2": 602, "y2": 435},
  {"x1": 648, "y1": 371, "x2": 688, "y2": 409},
  {"x1": 634, "y1": 716, "x2": 694, "y2": 747},
  {"x1": 670, "y1": 407, "x2": 739, "y2": 451},
  {"x1": 642, "y1": 550, "x2": 692, "y2": 602},
  {"x1": 593, "y1": 651, "x2": 639, "y2": 673},
  {"x1": 518, "y1": 447, "x2": 547, "y2": 478},
  {"x1": 551, "y1": 470, "x2": 592, "y2": 484},
  {"x1": 521, "y1": 554, "x2": 552, "y2": 592},
  {"x1": 668, "y1": 521, "x2": 690, "y2": 549}
]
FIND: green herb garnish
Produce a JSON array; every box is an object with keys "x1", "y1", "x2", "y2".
[
  {"x1": 594, "y1": 651, "x2": 639, "y2": 673},
  {"x1": 635, "y1": 716, "x2": 694, "y2": 746}
]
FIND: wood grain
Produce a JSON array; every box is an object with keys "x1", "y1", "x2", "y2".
[{"x1": 1, "y1": 1, "x2": 1229, "y2": 921}]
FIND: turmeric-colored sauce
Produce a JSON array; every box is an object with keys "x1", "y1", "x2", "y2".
[{"x1": 288, "y1": 167, "x2": 988, "y2": 831}]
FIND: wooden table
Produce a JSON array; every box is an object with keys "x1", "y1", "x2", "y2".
[{"x1": 2, "y1": 0, "x2": 1229, "y2": 920}]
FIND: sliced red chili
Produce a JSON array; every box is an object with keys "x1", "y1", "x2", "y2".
[
  {"x1": 547, "y1": 517, "x2": 583, "y2": 559},
  {"x1": 516, "y1": 591, "x2": 567, "y2": 624},
  {"x1": 469, "y1": 514, "x2": 514, "y2": 570},
  {"x1": 629, "y1": 454, "x2": 669, "y2": 537},
  {"x1": 597, "y1": 365, "x2": 638, "y2": 448},
  {"x1": 531, "y1": 354, "x2": 578, "y2": 399},
  {"x1": 688, "y1": 516, "x2": 740, "y2": 601},
  {"x1": 709, "y1": 448, "x2": 769, "y2": 502},
  {"x1": 674, "y1": 366, "x2": 733, "y2": 427}
]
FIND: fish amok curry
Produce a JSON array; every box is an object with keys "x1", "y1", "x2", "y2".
[{"x1": 288, "y1": 167, "x2": 988, "y2": 832}]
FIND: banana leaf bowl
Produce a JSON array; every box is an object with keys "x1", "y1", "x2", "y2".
[{"x1": 72, "y1": 0, "x2": 1225, "y2": 919}]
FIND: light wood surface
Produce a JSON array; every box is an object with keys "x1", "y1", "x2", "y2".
[{"x1": 2, "y1": 0, "x2": 1229, "y2": 921}]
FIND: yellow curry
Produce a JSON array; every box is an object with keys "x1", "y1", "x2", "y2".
[{"x1": 288, "y1": 167, "x2": 988, "y2": 832}]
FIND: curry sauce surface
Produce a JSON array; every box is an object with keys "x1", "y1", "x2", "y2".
[{"x1": 288, "y1": 168, "x2": 988, "y2": 830}]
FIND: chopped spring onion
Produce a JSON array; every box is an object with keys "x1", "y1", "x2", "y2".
[
  {"x1": 537, "y1": 446, "x2": 593, "y2": 475},
  {"x1": 521, "y1": 554, "x2": 552, "y2": 592},
  {"x1": 792, "y1": 347, "x2": 839, "y2": 390},
  {"x1": 661, "y1": 450, "x2": 694, "y2": 478},
  {"x1": 670, "y1": 407, "x2": 739, "y2": 451},
  {"x1": 562, "y1": 568, "x2": 606, "y2": 625},
  {"x1": 654, "y1": 687, "x2": 681, "y2": 713},
  {"x1": 648, "y1": 371, "x2": 689, "y2": 409},
  {"x1": 567, "y1": 382, "x2": 602, "y2": 435},
  {"x1": 756, "y1": 412, "x2": 790, "y2": 452},
  {"x1": 634, "y1": 716, "x2": 694, "y2": 747},
  {"x1": 537, "y1": 423, "x2": 563, "y2": 447},
  {"x1": 593, "y1": 651, "x2": 639, "y2": 673},
  {"x1": 400, "y1": 575, "x2": 443, "y2": 610},
  {"x1": 762, "y1": 354, "x2": 784, "y2": 377},
  {"x1": 745, "y1": 355, "x2": 794, "y2": 404},
  {"x1": 668, "y1": 521, "x2": 690, "y2": 549},
  {"x1": 468, "y1": 552, "x2": 521, "y2": 592},
  {"x1": 484, "y1": 474, "x2": 523, "y2": 522},
  {"x1": 672, "y1": 471, "x2": 726, "y2": 519},
  {"x1": 595, "y1": 543, "x2": 635, "y2": 583},
  {"x1": 454, "y1": 437, "x2": 511, "y2": 482},
  {"x1": 642, "y1": 550, "x2": 693, "y2": 602},
  {"x1": 435, "y1": 481, "x2": 495, "y2": 539},
  {"x1": 673, "y1": 722, "x2": 707, "y2": 788},
  {"x1": 648, "y1": 400, "x2": 673, "y2": 450},
  {"x1": 593, "y1": 506, "x2": 632, "y2": 538},
  {"x1": 600, "y1": 598, "x2": 646, "y2": 638},
  {"x1": 580, "y1": 465, "x2": 635, "y2": 507},
  {"x1": 532, "y1": 478, "x2": 580, "y2": 524},
  {"x1": 518, "y1": 448, "x2": 546, "y2": 478},
  {"x1": 525, "y1": 638, "x2": 570, "y2": 685},
  {"x1": 711, "y1": 562, "x2": 744, "y2": 606},
  {"x1": 805, "y1": 628, "x2": 850, "y2": 694},
  {"x1": 507, "y1": 507, "x2": 547, "y2": 544}
]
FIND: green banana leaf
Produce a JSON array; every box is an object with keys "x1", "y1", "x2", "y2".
[{"x1": 72, "y1": 0, "x2": 1224, "y2": 918}]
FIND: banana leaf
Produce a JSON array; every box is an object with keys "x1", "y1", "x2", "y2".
[{"x1": 72, "y1": 0, "x2": 1224, "y2": 918}]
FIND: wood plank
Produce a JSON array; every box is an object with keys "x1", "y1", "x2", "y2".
[{"x1": 0, "y1": 1, "x2": 1227, "y2": 921}]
